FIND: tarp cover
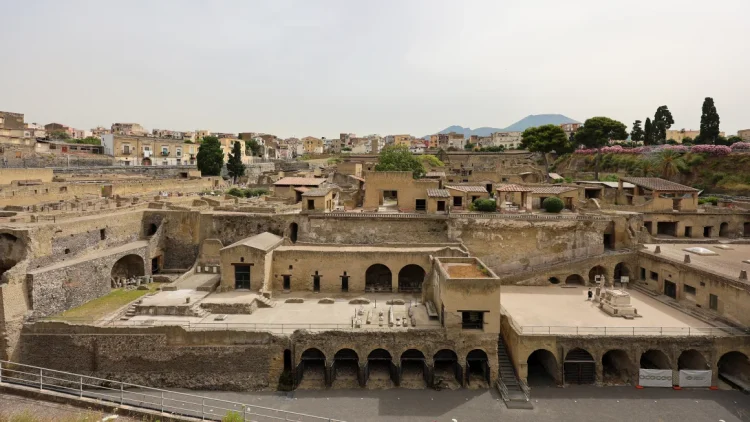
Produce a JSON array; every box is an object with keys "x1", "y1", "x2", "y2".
[
  {"x1": 639, "y1": 369, "x2": 672, "y2": 387},
  {"x1": 679, "y1": 370, "x2": 712, "y2": 387}
]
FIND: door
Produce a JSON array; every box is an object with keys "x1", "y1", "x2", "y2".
[
  {"x1": 664, "y1": 280, "x2": 677, "y2": 299},
  {"x1": 437, "y1": 201, "x2": 445, "y2": 212},
  {"x1": 235, "y1": 265, "x2": 251, "y2": 290},
  {"x1": 709, "y1": 294, "x2": 718, "y2": 310},
  {"x1": 313, "y1": 272, "x2": 321, "y2": 292},
  {"x1": 283, "y1": 275, "x2": 291, "y2": 290},
  {"x1": 341, "y1": 274, "x2": 349, "y2": 292}
]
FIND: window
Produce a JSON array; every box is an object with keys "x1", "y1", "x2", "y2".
[
  {"x1": 100, "y1": 229, "x2": 106, "y2": 240},
  {"x1": 437, "y1": 201, "x2": 446, "y2": 212},
  {"x1": 415, "y1": 199, "x2": 426, "y2": 211},
  {"x1": 176, "y1": 148, "x2": 182, "y2": 157},
  {"x1": 650, "y1": 271, "x2": 658, "y2": 281},
  {"x1": 307, "y1": 199, "x2": 315, "y2": 210},
  {"x1": 161, "y1": 146, "x2": 169, "y2": 156},
  {"x1": 700, "y1": 281, "x2": 706, "y2": 287},
  {"x1": 282, "y1": 275, "x2": 291, "y2": 290},
  {"x1": 683, "y1": 284, "x2": 696, "y2": 295},
  {"x1": 461, "y1": 311, "x2": 484, "y2": 330},
  {"x1": 709, "y1": 294, "x2": 718, "y2": 311},
  {"x1": 453, "y1": 196, "x2": 463, "y2": 207}
]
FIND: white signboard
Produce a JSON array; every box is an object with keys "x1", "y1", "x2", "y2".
[
  {"x1": 679, "y1": 370, "x2": 712, "y2": 388},
  {"x1": 620, "y1": 276, "x2": 629, "y2": 284},
  {"x1": 639, "y1": 369, "x2": 672, "y2": 387}
]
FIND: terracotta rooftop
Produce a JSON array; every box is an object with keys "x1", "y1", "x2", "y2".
[
  {"x1": 427, "y1": 189, "x2": 451, "y2": 198},
  {"x1": 530, "y1": 186, "x2": 578, "y2": 194},
  {"x1": 293, "y1": 187, "x2": 309, "y2": 193},
  {"x1": 445, "y1": 185, "x2": 488, "y2": 193},
  {"x1": 496, "y1": 184, "x2": 532, "y2": 192},
  {"x1": 274, "y1": 177, "x2": 326, "y2": 186},
  {"x1": 620, "y1": 177, "x2": 698, "y2": 192}
]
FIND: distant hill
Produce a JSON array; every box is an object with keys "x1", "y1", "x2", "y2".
[{"x1": 426, "y1": 114, "x2": 579, "y2": 138}]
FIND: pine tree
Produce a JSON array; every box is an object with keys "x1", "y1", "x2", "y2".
[
  {"x1": 644, "y1": 118, "x2": 654, "y2": 145},
  {"x1": 698, "y1": 97, "x2": 721, "y2": 145},
  {"x1": 196, "y1": 136, "x2": 224, "y2": 176},
  {"x1": 630, "y1": 120, "x2": 644, "y2": 142},
  {"x1": 574, "y1": 117, "x2": 628, "y2": 181},
  {"x1": 226, "y1": 141, "x2": 246, "y2": 183},
  {"x1": 653, "y1": 105, "x2": 674, "y2": 142}
]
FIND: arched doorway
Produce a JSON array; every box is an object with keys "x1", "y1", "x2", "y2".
[
  {"x1": 397, "y1": 265, "x2": 425, "y2": 293},
  {"x1": 719, "y1": 222, "x2": 729, "y2": 237},
  {"x1": 589, "y1": 266, "x2": 607, "y2": 284},
  {"x1": 332, "y1": 349, "x2": 359, "y2": 387},
  {"x1": 678, "y1": 349, "x2": 708, "y2": 370},
  {"x1": 278, "y1": 349, "x2": 293, "y2": 391},
  {"x1": 602, "y1": 349, "x2": 634, "y2": 385},
  {"x1": 366, "y1": 349, "x2": 394, "y2": 386},
  {"x1": 111, "y1": 254, "x2": 145, "y2": 280},
  {"x1": 717, "y1": 351, "x2": 750, "y2": 389},
  {"x1": 0, "y1": 233, "x2": 26, "y2": 283},
  {"x1": 548, "y1": 277, "x2": 561, "y2": 285},
  {"x1": 146, "y1": 223, "x2": 158, "y2": 236},
  {"x1": 466, "y1": 349, "x2": 490, "y2": 387},
  {"x1": 297, "y1": 348, "x2": 326, "y2": 388},
  {"x1": 433, "y1": 349, "x2": 461, "y2": 388},
  {"x1": 365, "y1": 264, "x2": 392, "y2": 292},
  {"x1": 640, "y1": 349, "x2": 671, "y2": 369},
  {"x1": 289, "y1": 223, "x2": 298, "y2": 243},
  {"x1": 400, "y1": 349, "x2": 427, "y2": 388},
  {"x1": 565, "y1": 274, "x2": 585, "y2": 285},
  {"x1": 564, "y1": 348, "x2": 595, "y2": 385},
  {"x1": 527, "y1": 349, "x2": 558, "y2": 387},
  {"x1": 613, "y1": 263, "x2": 631, "y2": 283}
]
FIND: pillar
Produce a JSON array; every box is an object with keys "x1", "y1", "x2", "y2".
[
  {"x1": 394, "y1": 363, "x2": 401, "y2": 387},
  {"x1": 358, "y1": 363, "x2": 365, "y2": 387},
  {"x1": 595, "y1": 352, "x2": 604, "y2": 385},
  {"x1": 426, "y1": 362, "x2": 435, "y2": 387},
  {"x1": 325, "y1": 361, "x2": 332, "y2": 388}
]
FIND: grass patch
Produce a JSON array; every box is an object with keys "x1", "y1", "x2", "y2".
[{"x1": 52, "y1": 283, "x2": 162, "y2": 321}]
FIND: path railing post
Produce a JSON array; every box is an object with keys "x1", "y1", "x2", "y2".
[
  {"x1": 80, "y1": 376, "x2": 83, "y2": 398},
  {"x1": 39, "y1": 369, "x2": 43, "y2": 390}
]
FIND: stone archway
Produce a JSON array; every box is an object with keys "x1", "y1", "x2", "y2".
[
  {"x1": 602, "y1": 349, "x2": 635, "y2": 385},
  {"x1": 332, "y1": 349, "x2": 359, "y2": 387},
  {"x1": 397, "y1": 264, "x2": 425, "y2": 293},
  {"x1": 297, "y1": 348, "x2": 326, "y2": 388},
  {"x1": 365, "y1": 264, "x2": 392, "y2": 292},
  {"x1": 589, "y1": 266, "x2": 607, "y2": 284},
  {"x1": 613, "y1": 262, "x2": 631, "y2": 282},
  {"x1": 564, "y1": 348, "x2": 595, "y2": 385},
  {"x1": 565, "y1": 274, "x2": 585, "y2": 285},
  {"x1": 678, "y1": 349, "x2": 709, "y2": 370},
  {"x1": 366, "y1": 349, "x2": 395, "y2": 387},
  {"x1": 289, "y1": 223, "x2": 299, "y2": 243},
  {"x1": 527, "y1": 349, "x2": 558, "y2": 386},
  {"x1": 400, "y1": 349, "x2": 427, "y2": 388},
  {"x1": 111, "y1": 254, "x2": 145, "y2": 280},
  {"x1": 640, "y1": 349, "x2": 671, "y2": 370},
  {"x1": 719, "y1": 222, "x2": 729, "y2": 237},
  {"x1": 717, "y1": 351, "x2": 750, "y2": 387},
  {"x1": 0, "y1": 233, "x2": 26, "y2": 283},
  {"x1": 433, "y1": 349, "x2": 461, "y2": 388},
  {"x1": 466, "y1": 349, "x2": 490, "y2": 387}
]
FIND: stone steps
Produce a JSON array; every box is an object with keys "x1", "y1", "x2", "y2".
[
  {"x1": 256, "y1": 295, "x2": 276, "y2": 308},
  {"x1": 497, "y1": 334, "x2": 532, "y2": 409}
]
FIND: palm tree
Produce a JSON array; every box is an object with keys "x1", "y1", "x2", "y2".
[
  {"x1": 637, "y1": 159, "x2": 658, "y2": 177},
  {"x1": 656, "y1": 150, "x2": 687, "y2": 179}
]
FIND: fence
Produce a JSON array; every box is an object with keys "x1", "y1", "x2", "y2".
[
  {"x1": 0, "y1": 360, "x2": 344, "y2": 422},
  {"x1": 517, "y1": 325, "x2": 750, "y2": 336}
]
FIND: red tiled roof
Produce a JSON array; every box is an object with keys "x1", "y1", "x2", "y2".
[
  {"x1": 495, "y1": 184, "x2": 532, "y2": 192},
  {"x1": 427, "y1": 189, "x2": 450, "y2": 198},
  {"x1": 620, "y1": 177, "x2": 698, "y2": 192},
  {"x1": 445, "y1": 185, "x2": 488, "y2": 193},
  {"x1": 274, "y1": 177, "x2": 326, "y2": 186},
  {"x1": 530, "y1": 186, "x2": 578, "y2": 194}
]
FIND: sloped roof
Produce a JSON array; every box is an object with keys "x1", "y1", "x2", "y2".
[
  {"x1": 575, "y1": 181, "x2": 635, "y2": 189},
  {"x1": 425, "y1": 171, "x2": 446, "y2": 178},
  {"x1": 222, "y1": 232, "x2": 283, "y2": 252},
  {"x1": 445, "y1": 185, "x2": 488, "y2": 193},
  {"x1": 548, "y1": 172, "x2": 562, "y2": 180},
  {"x1": 302, "y1": 188, "x2": 333, "y2": 197},
  {"x1": 274, "y1": 177, "x2": 326, "y2": 186},
  {"x1": 620, "y1": 177, "x2": 698, "y2": 192},
  {"x1": 427, "y1": 189, "x2": 451, "y2": 198},
  {"x1": 530, "y1": 186, "x2": 578, "y2": 195},
  {"x1": 496, "y1": 184, "x2": 532, "y2": 192}
]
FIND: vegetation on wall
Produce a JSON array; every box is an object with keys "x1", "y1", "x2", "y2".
[
  {"x1": 375, "y1": 145, "x2": 425, "y2": 178},
  {"x1": 417, "y1": 154, "x2": 444, "y2": 168}
]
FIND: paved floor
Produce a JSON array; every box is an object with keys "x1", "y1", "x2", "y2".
[
  {"x1": 0, "y1": 392, "x2": 137, "y2": 421},
  {"x1": 642, "y1": 243, "x2": 750, "y2": 282},
  {"x1": 501, "y1": 285, "x2": 714, "y2": 335},
  {"x1": 173, "y1": 386, "x2": 750, "y2": 422}
]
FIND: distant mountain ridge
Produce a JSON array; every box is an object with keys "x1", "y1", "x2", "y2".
[{"x1": 426, "y1": 114, "x2": 579, "y2": 138}]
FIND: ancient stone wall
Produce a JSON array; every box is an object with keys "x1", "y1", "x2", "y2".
[
  {"x1": 301, "y1": 215, "x2": 449, "y2": 244},
  {"x1": 0, "y1": 168, "x2": 53, "y2": 185}
]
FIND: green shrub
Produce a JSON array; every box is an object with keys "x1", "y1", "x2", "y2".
[
  {"x1": 698, "y1": 196, "x2": 719, "y2": 206},
  {"x1": 471, "y1": 198, "x2": 496, "y2": 212},
  {"x1": 600, "y1": 174, "x2": 619, "y2": 182},
  {"x1": 245, "y1": 188, "x2": 269, "y2": 197},
  {"x1": 542, "y1": 197, "x2": 564, "y2": 213},
  {"x1": 226, "y1": 187, "x2": 244, "y2": 197},
  {"x1": 222, "y1": 411, "x2": 243, "y2": 422}
]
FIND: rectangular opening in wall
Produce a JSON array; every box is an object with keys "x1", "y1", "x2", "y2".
[
  {"x1": 307, "y1": 199, "x2": 315, "y2": 210},
  {"x1": 415, "y1": 199, "x2": 426, "y2": 211},
  {"x1": 650, "y1": 271, "x2": 658, "y2": 281},
  {"x1": 640, "y1": 267, "x2": 646, "y2": 280},
  {"x1": 683, "y1": 284, "x2": 696, "y2": 297},
  {"x1": 461, "y1": 311, "x2": 485, "y2": 330},
  {"x1": 100, "y1": 228, "x2": 106, "y2": 240},
  {"x1": 282, "y1": 275, "x2": 290, "y2": 290},
  {"x1": 644, "y1": 221, "x2": 652, "y2": 233},
  {"x1": 437, "y1": 201, "x2": 446, "y2": 212},
  {"x1": 684, "y1": 226, "x2": 692, "y2": 237},
  {"x1": 656, "y1": 222, "x2": 677, "y2": 237},
  {"x1": 704, "y1": 226, "x2": 713, "y2": 237},
  {"x1": 453, "y1": 196, "x2": 463, "y2": 207},
  {"x1": 709, "y1": 294, "x2": 718, "y2": 311},
  {"x1": 234, "y1": 264, "x2": 251, "y2": 290}
]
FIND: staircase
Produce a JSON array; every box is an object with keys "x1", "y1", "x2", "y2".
[
  {"x1": 120, "y1": 299, "x2": 142, "y2": 320},
  {"x1": 497, "y1": 334, "x2": 533, "y2": 409},
  {"x1": 255, "y1": 295, "x2": 276, "y2": 308}
]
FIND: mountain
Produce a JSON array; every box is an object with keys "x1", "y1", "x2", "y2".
[{"x1": 427, "y1": 114, "x2": 579, "y2": 138}]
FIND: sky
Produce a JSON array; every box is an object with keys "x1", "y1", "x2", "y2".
[{"x1": 1, "y1": 0, "x2": 749, "y2": 138}]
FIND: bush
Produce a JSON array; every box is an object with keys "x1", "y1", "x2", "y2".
[
  {"x1": 698, "y1": 196, "x2": 719, "y2": 206},
  {"x1": 471, "y1": 198, "x2": 496, "y2": 212},
  {"x1": 222, "y1": 411, "x2": 244, "y2": 422},
  {"x1": 542, "y1": 197, "x2": 565, "y2": 213},
  {"x1": 226, "y1": 188, "x2": 269, "y2": 198},
  {"x1": 226, "y1": 187, "x2": 244, "y2": 197}
]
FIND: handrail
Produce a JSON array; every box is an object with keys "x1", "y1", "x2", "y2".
[
  {"x1": 516, "y1": 325, "x2": 750, "y2": 336},
  {"x1": 495, "y1": 379, "x2": 509, "y2": 402},
  {"x1": 519, "y1": 378, "x2": 531, "y2": 401},
  {"x1": 0, "y1": 360, "x2": 344, "y2": 422}
]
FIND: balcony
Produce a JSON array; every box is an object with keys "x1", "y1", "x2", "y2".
[
  {"x1": 161, "y1": 151, "x2": 170, "y2": 157},
  {"x1": 121, "y1": 151, "x2": 132, "y2": 156}
]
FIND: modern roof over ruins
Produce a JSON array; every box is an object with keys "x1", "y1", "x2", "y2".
[
  {"x1": 273, "y1": 177, "x2": 326, "y2": 186},
  {"x1": 222, "y1": 232, "x2": 283, "y2": 252},
  {"x1": 495, "y1": 184, "x2": 532, "y2": 192}
]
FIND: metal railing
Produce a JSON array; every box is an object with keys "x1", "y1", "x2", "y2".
[
  {"x1": 495, "y1": 379, "x2": 509, "y2": 402},
  {"x1": 517, "y1": 325, "x2": 750, "y2": 336},
  {"x1": 30, "y1": 318, "x2": 438, "y2": 334},
  {"x1": 0, "y1": 360, "x2": 344, "y2": 422}
]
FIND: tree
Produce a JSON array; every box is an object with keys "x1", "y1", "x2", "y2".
[
  {"x1": 71, "y1": 136, "x2": 102, "y2": 145},
  {"x1": 436, "y1": 148, "x2": 448, "y2": 163},
  {"x1": 226, "y1": 141, "x2": 246, "y2": 183},
  {"x1": 520, "y1": 124, "x2": 570, "y2": 179},
  {"x1": 574, "y1": 117, "x2": 628, "y2": 180},
  {"x1": 196, "y1": 136, "x2": 224, "y2": 176},
  {"x1": 643, "y1": 118, "x2": 654, "y2": 145},
  {"x1": 245, "y1": 139, "x2": 262, "y2": 156},
  {"x1": 653, "y1": 105, "x2": 674, "y2": 142},
  {"x1": 374, "y1": 145, "x2": 425, "y2": 178},
  {"x1": 630, "y1": 120, "x2": 644, "y2": 143},
  {"x1": 727, "y1": 136, "x2": 743, "y2": 145},
  {"x1": 682, "y1": 136, "x2": 694, "y2": 145},
  {"x1": 49, "y1": 129, "x2": 70, "y2": 140},
  {"x1": 697, "y1": 97, "x2": 721, "y2": 145},
  {"x1": 656, "y1": 149, "x2": 687, "y2": 179}
]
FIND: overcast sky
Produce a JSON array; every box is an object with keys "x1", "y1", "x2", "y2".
[{"x1": 1, "y1": 0, "x2": 748, "y2": 138}]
